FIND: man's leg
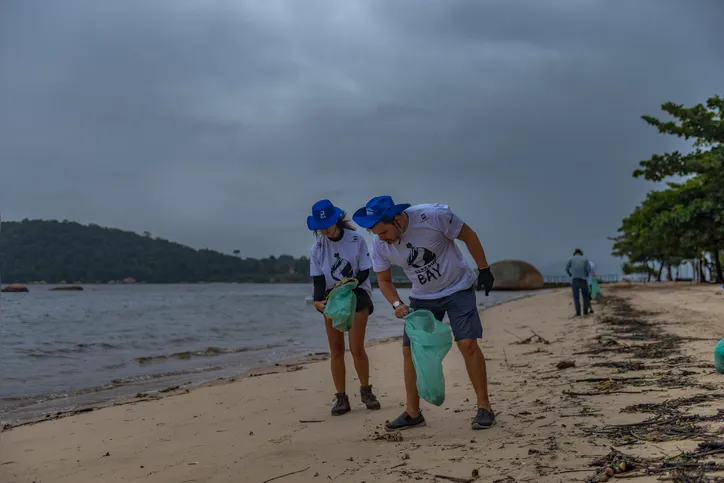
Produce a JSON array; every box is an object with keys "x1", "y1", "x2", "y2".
[
  {"x1": 444, "y1": 286, "x2": 495, "y2": 429},
  {"x1": 402, "y1": 345, "x2": 420, "y2": 416},
  {"x1": 582, "y1": 281, "x2": 592, "y2": 315},
  {"x1": 384, "y1": 299, "x2": 445, "y2": 432},
  {"x1": 571, "y1": 280, "x2": 582, "y2": 316}
]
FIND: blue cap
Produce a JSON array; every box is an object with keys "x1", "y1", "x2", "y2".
[
  {"x1": 352, "y1": 196, "x2": 410, "y2": 229},
  {"x1": 307, "y1": 199, "x2": 344, "y2": 231}
]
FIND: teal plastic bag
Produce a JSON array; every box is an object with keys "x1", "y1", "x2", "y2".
[
  {"x1": 590, "y1": 277, "x2": 603, "y2": 300},
  {"x1": 715, "y1": 338, "x2": 724, "y2": 374},
  {"x1": 404, "y1": 309, "x2": 453, "y2": 406},
  {"x1": 323, "y1": 280, "x2": 358, "y2": 332}
]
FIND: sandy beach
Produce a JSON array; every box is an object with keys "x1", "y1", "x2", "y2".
[{"x1": 2, "y1": 284, "x2": 723, "y2": 483}]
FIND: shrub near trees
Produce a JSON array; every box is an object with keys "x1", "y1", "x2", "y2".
[{"x1": 611, "y1": 95, "x2": 724, "y2": 283}]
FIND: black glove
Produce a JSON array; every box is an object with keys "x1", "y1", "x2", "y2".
[{"x1": 476, "y1": 267, "x2": 494, "y2": 295}]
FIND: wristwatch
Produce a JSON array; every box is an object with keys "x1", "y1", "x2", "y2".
[{"x1": 392, "y1": 300, "x2": 403, "y2": 309}]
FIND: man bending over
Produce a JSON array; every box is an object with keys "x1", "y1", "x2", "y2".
[{"x1": 353, "y1": 196, "x2": 496, "y2": 431}]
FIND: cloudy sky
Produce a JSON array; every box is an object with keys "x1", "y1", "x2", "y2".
[{"x1": 1, "y1": 0, "x2": 722, "y2": 275}]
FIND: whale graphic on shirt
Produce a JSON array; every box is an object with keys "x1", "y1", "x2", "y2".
[{"x1": 406, "y1": 243, "x2": 437, "y2": 269}]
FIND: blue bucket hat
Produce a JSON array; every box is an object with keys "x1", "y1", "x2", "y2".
[
  {"x1": 307, "y1": 199, "x2": 344, "y2": 231},
  {"x1": 352, "y1": 196, "x2": 411, "y2": 229}
]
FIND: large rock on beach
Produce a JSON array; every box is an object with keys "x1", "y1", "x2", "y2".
[
  {"x1": 1, "y1": 284, "x2": 29, "y2": 293},
  {"x1": 489, "y1": 260, "x2": 545, "y2": 290}
]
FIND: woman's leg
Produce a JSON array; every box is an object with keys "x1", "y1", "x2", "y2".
[
  {"x1": 324, "y1": 315, "x2": 351, "y2": 415},
  {"x1": 348, "y1": 306, "x2": 381, "y2": 410},
  {"x1": 348, "y1": 308, "x2": 370, "y2": 386},
  {"x1": 324, "y1": 315, "x2": 346, "y2": 393}
]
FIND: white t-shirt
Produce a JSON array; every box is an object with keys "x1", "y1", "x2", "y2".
[
  {"x1": 309, "y1": 229, "x2": 373, "y2": 295},
  {"x1": 370, "y1": 203, "x2": 476, "y2": 300}
]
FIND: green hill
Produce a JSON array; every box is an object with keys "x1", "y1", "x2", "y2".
[{"x1": 0, "y1": 219, "x2": 310, "y2": 284}]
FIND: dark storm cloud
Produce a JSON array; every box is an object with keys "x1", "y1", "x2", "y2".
[{"x1": 1, "y1": 0, "x2": 722, "y2": 274}]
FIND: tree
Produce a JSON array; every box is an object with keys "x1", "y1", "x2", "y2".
[
  {"x1": 617, "y1": 95, "x2": 724, "y2": 282},
  {"x1": 611, "y1": 185, "x2": 697, "y2": 281}
]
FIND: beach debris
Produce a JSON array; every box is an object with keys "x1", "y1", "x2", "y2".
[
  {"x1": 584, "y1": 449, "x2": 639, "y2": 482},
  {"x1": 367, "y1": 430, "x2": 403, "y2": 442},
  {"x1": 585, "y1": 404, "x2": 724, "y2": 445},
  {"x1": 299, "y1": 419, "x2": 324, "y2": 423},
  {"x1": 556, "y1": 360, "x2": 576, "y2": 370},
  {"x1": 261, "y1": 466, "x2": 311, "y2": 483},
  {"x1": 507, "y1": 329, "x2": 551, "y2": 345},
  {"x1": 432, "y1": 468, "x2": 480, "y2": 483},
  {"x1": 591, "y1": 360, "x2": 646, "y2": 372},
  {"x1": 622, "y1": 393, "x2": 724, "y2": 415}
]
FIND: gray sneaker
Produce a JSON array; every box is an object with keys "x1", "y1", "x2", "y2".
[
  {"x1": 384, "y1": 411, "x2": 426, "y2": 431},
  {"x1": 360, "y1": 385, "x2": 381, "y2": 410},
  {"x1": 331, "y1": 393, "x2": 351, "y2": 416},
  {"x1": 471, "y1": 408, "x2": 495, "y2": 430}
]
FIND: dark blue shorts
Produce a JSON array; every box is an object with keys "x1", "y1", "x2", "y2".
[{"x1": 402, "y1": 285, "x2": 482, "y2": 347}]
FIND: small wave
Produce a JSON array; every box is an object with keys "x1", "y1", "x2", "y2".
[
  {"x1": 134, "y1": 343, "x2": 287, "y2": 365},
  {"x1": 168, "y1": 336, "x2": 201, "y2": 344},
  {"x1": 21, "y1": 342, "x2": 119, "y2": 358}
]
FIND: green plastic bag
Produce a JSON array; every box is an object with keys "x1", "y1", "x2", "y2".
[
  {"x1": 323, "y1": 280, "x2": 358, "y2": 332},
  {"x1": 590, "y1": 277, "x2": 603, "y2": 300},
  {"x1": 715, "y1": 338, "x2": 724, "y2": 374},
  {"x1": 404, "y1": 309, "x2": 453, "y2": 406}
]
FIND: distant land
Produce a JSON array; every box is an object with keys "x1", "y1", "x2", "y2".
[
  {"x1": 0, "y1": 219, "x2": 410, "y2": 285},
  {"x1": 0, "y1": 219, "x2": 314, "y2": 284}
]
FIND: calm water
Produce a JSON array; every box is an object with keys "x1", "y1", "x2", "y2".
[{"x1": 0, "y1": 283, "x2": 537, "y2": 425}]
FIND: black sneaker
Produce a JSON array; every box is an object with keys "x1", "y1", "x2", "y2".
[
  {"x1": 360, "y1": 385, "x2": 381, "y2": 410},
  {"x1": 471, "y1": 408, "x2": 495, "y2": 430},
  {"x1": 384, "y1": 411, "x2": 426, "y2": 431},
  {"x1": 331, "y1": 393, "x2": 351, "y2": 416}
]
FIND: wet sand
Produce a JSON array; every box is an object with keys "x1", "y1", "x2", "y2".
[{"x1": 2, "y1": 283, "x2": 722, "y2": 483}]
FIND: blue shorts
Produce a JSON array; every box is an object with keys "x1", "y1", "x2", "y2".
[{"x1": 402, "y1": 285, "x2": 483, "y2": 347}]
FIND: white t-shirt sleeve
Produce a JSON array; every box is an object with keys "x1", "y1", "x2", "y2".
[
  {"x1": 309, "y1": 242, "x2": 324, "y2": 277},
  {"x1": 370, "y1": 240, "x2": 391, "y2": 272},
  {"x1": 429, "y1": 204, "x2": 465, "y2": 240},
  {"x1": 357, "y1": 236, "x2": 373, "y2": 272}
]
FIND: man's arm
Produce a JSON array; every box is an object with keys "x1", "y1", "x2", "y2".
[
  {"x1": 376, "y1": 267, "x2": 402, "y2": 305},
  {"x1": 456, "y1": 223, "x2": 489, "y2": 269},
  {"x1": 565, "y1": 259, "x2": 572, "y2": 276}
]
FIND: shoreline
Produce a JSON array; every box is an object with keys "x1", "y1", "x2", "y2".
[
  {"x1": 0, "y1": 334, "x2": 404, "y2": 432},
  {"x1": 3, "y1": 284, "x2": 722, "y2": 483},
  {"x1": 1, "y1": 289, "x2": 542, "y2": 431}
]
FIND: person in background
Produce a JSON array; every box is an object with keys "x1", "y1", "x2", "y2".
[
  {"x1": 307, "y1": 199, "x2": 381, "y2": 416},
  {"x1": 566, "y1": 248, "x2": 592, "y2": 317},
  {"x1": 353, "y1": 195, "x2": 496, "y2": 431}
]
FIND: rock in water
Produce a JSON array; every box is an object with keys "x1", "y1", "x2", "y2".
[
  {"x1": 489, "y1": 260, "x2": 544, "y2": 290},
  {"x1": 1, "y1": 284, "x2": 29, "y2": 293}
]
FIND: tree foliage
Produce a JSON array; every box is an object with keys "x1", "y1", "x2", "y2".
[
  {"x1": 612, "y1": 95, "x2": 724, "y2": 282},
  {"x1": 0, "y1": 219, "x2": 311, "y2": 284}
]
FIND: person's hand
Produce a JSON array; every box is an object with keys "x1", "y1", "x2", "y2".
[
  {"x1": 394, "y1": 303, "x2": 410, "y2": 319},
  {"x1": 313, "y1": 300, "x2": 327, "y2": 314},
  {"x1": 476, "y1": 267, "x2": 495, "y2": 296}
]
